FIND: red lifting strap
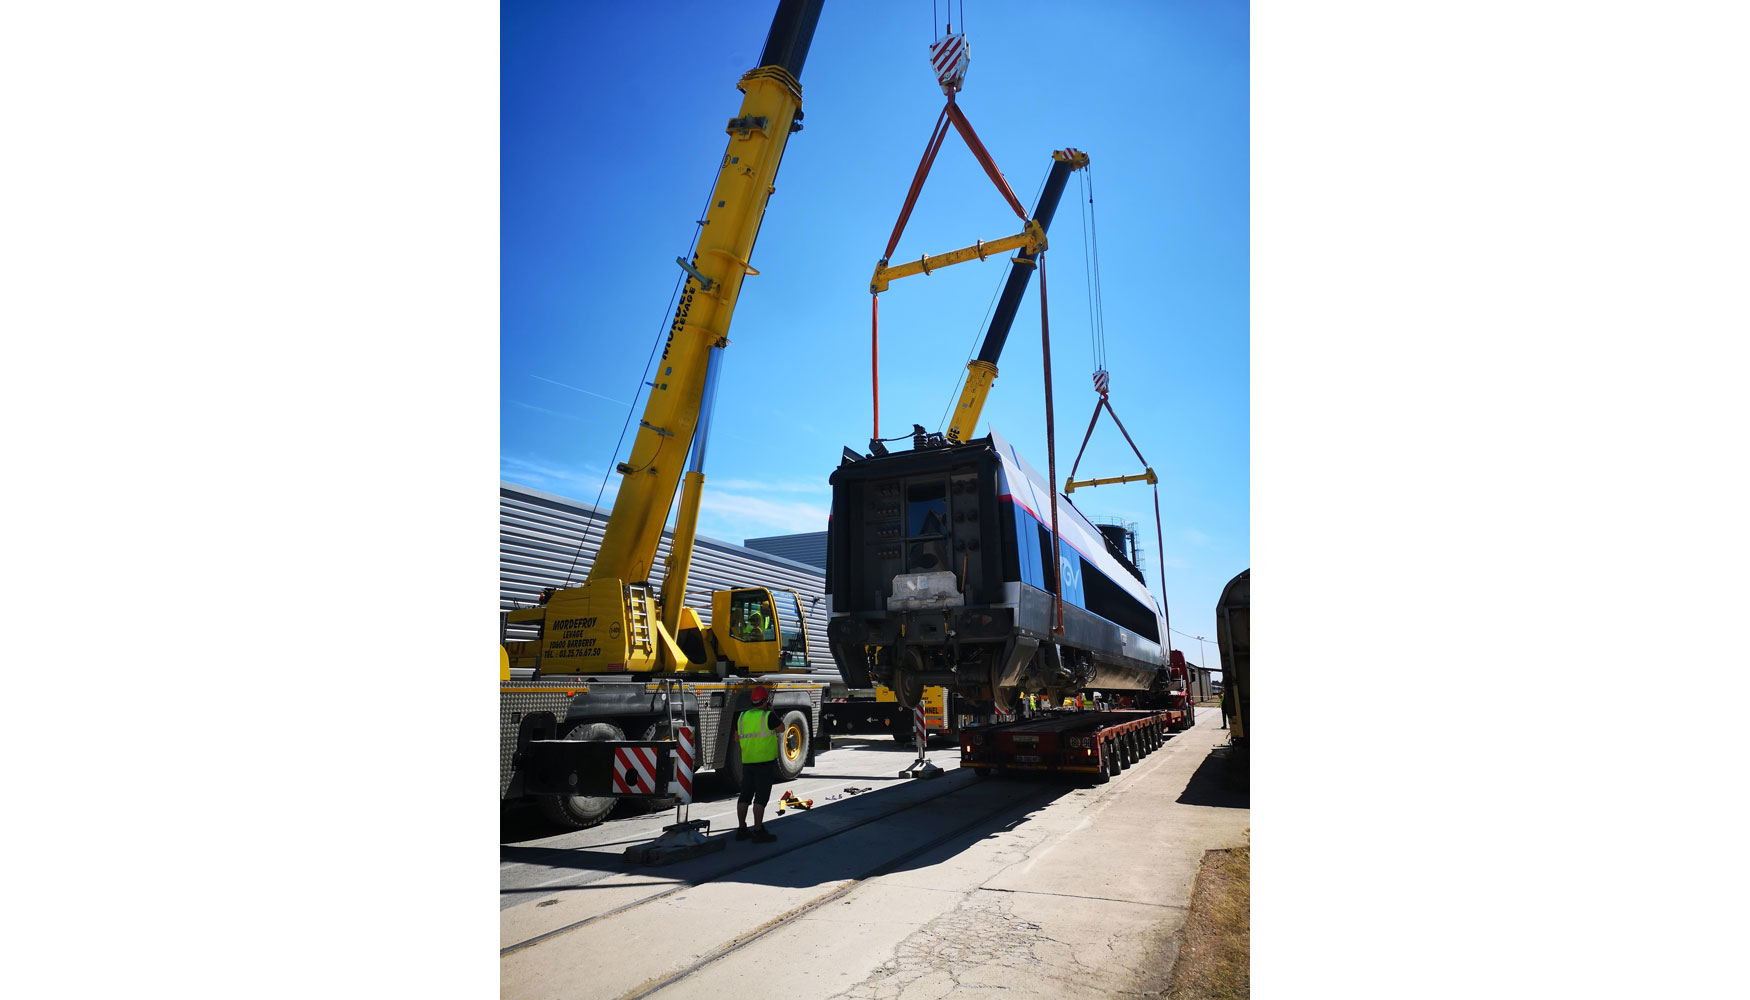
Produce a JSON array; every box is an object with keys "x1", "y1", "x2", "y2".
[
  {"x1": 879, "y1": 96, "x2": 1028, "y2": 265},
  {"x1": 883, "y1": 106, "x2": 951, "y2": 263},
  {"x1": 874, "y1": 95, "x2": 1031, "y2": 442},
  {"x1": 1067, "y1": 394, "x2": 1150, "y2": 484},
  {"x1": 1038, "y1": 253, "x2": 1064, "y2": 635},
  {"x1": 871, "y1": 294, "x2": 880, "y2": 440},
  {"x1": 1153, "y1": 484, "x2": 1171, "y2": 643},
  {"x1": 942, "y1": 98, "x2": 1028, "y2": 221}
]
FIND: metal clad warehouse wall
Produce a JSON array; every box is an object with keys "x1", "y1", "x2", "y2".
[
  {"x1": 743, "y1": 531, "x2": 827, "y2": 569},
  {"x1": 500, "y1": 482, "x2": 832, "y2": 673}
]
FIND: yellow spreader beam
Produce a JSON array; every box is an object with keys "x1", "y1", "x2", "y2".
[
  {"x1": 869, "y1": 220, "x2": 1046, "y2": 294},
  {"x1": 1064, "y1": 469, "x2": 1157, "y2": 494}
]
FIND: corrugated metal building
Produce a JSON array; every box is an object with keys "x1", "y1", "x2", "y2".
[
  {"x1": 743, "y1": 531, "x2": 827, "y2": 570},
  {"x1": 501, "y1": 482, "x2": 833, "y2": 674}
]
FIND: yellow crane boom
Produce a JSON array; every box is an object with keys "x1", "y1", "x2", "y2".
[{"x1": 529, "y1": 0, "x2": 824, "y2": 676}]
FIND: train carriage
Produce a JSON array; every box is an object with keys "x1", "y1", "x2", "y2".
[{"x1": 825, "y1": 430, "x2": 1168, "y2": 711}]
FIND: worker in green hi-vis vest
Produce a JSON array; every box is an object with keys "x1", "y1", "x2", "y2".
[{"x1": 734, "y1": 685, "x2": 783, "y2": 843}]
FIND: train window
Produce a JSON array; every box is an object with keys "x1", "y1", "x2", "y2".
[
  {"x1": 1037, "y1": 524, "x2": 1057, "y2": 591},
  {"x1": 1080, "y1": 555, "x2": 1161, "y2": 642},
  {"x1": 907, "y1": 481, "x2": 949, "y2": 536}
]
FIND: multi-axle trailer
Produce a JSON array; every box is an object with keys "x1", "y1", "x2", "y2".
[{"x1": 957, "y1": 708, "x2": 1190, "y2": 783}]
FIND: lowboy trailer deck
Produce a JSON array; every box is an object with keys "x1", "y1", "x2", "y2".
[{"x1": 958, "y1": 709, "x2": 1184, "y2": 783}]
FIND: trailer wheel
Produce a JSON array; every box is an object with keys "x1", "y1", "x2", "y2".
[
  {"x1": 534, "y1": 721, "x2": 625, "y2": 830},
  {"x1": 776, "y1": 710, "x2": 809, "y2": 782},
  {"x1": 975, "y1": 767, "x2": 993, "y2": 778}
]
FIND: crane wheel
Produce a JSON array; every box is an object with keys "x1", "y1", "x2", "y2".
[
  {"x1": 776, "y1": 710, "x2": 809, "y2": 782},
  {"x1": 535, "y1": 720, "x2": 626, "y2": 830}
]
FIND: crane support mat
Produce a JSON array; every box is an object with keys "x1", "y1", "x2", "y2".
[
  {"x1": 624, "y1": 819, "x2": 726, "y2": 866},
  {"x1": 518, "y1": 739, "x2": 676, "y2": 797},
  {"x1": 899, "y1": 758, "x2": 946, "y2": 779}
]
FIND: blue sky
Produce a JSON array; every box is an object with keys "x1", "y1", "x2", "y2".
[{"x1": 502, "y1": 0, "x2": 1249, "y2": 666}]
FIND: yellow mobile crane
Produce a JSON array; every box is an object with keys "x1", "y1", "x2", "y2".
[{"x1": 501, "y1": 0, "x2": 831, "y2": 830}]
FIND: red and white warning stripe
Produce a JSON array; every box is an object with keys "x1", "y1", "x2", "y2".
[
  {"x1": 913, "y1": 701, "x2": 927, "y2": 744},
  {"x1": 612, "y1": 745, "x2": 658, "y2": 795},
  {"x1": 669, "y1": 726, "x2": 695, "y2": 804}
]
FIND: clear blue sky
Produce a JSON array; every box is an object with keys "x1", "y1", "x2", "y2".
[{"x1": 502, "y1": 0, "x2": 1249, "y2": 667}]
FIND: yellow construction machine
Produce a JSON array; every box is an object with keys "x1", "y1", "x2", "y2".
[{"x1": 500, "y1": 0, "x2": 831, "y2": 831}]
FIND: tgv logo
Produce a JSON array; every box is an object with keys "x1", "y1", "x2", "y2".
[{"x1": 1059, "y1": 555, "x2": 1081, "y2": 593}]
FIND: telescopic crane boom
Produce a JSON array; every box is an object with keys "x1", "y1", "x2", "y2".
[
  {"x1": 944, "y1": 148, "x2": 1087, "y2": 444},
  {"x1": 510, "y1": 0, "x2": 824, "y2": 677}
]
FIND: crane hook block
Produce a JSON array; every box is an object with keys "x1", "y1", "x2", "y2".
[{"x1": 930, "y1": 31, "x2": 970, "y2": 95}]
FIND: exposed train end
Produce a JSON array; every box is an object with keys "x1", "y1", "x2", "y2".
[{"x1": 825, "y1": 431, "x2": 1166, "y2": 711}]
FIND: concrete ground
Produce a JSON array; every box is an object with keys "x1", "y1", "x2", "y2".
[{"x1": 502, "y1": 706, "x2": 1248, "y2": 999}]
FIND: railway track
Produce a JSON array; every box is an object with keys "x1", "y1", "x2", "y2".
[
  {"x1": 502, "y1": 708, "x2": 1212, "y2": 1000},
  {"x1": 501, "y1": 764, "x2": 1051, "y2": 957}
]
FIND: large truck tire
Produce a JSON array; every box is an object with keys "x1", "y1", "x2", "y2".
[
  {"x1": 725, "y1": 733, "x2": 745, "y2": 791},
  {"x1": 534, "y1": 721, "x2": 625, "y2": 830},
  {"x1": 775, "y1": 710, "x2": 809, "y2": 782}
]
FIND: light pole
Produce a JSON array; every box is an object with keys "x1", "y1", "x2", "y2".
[{"x1": 1194, "y1": 635, "x2": 1209, "y2": 699}]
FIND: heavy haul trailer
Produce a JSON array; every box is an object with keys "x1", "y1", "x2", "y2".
[
  {"x1": 959, "y1": 710, "x2": 1175, "y2": 783},
  {"x1": 826, "y1": 429, "x2": 1170, "y2": 714},
  {"x1": 822, "y1": 684, "x2": 965, "y2": 741},
  {"x1": 500, "y1": 0, "x2": 832, "y2": 830}
]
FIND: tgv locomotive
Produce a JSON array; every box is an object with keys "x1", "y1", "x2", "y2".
[{"x1": 826, "y1": 430, "x2": 1167, "y2": 711}]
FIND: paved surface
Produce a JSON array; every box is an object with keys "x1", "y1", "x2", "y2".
[{"x1": 502, "y1": 707, "x2": 1247, "y2": 999}]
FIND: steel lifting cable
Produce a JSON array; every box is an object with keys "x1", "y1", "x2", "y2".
[
  {"x1": 1077, "y1": 166, "x2": 1110, "y2": 374},
  {"x1": 1086, "y1": 163, "x2": 1108, "y2": 372},
  {"x1": 1079, "y1": 170, "x2": 1098, "y2": 371},
  {"x1": 1063, "y1": 166, "x2": 1171, "y2": 643}
]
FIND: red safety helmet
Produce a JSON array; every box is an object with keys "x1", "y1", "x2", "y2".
[{"x1": 749, "y1": 685, "x2": 770, "y2": 705}]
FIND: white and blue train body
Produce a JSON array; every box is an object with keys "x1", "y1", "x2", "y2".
[{"x1": 825, "y1": 430, "x2": 1167, "y2": 708}]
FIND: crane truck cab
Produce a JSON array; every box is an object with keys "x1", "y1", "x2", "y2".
[{"x1": 710, "y1": 586, "x2": 812, "y2": 674}]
